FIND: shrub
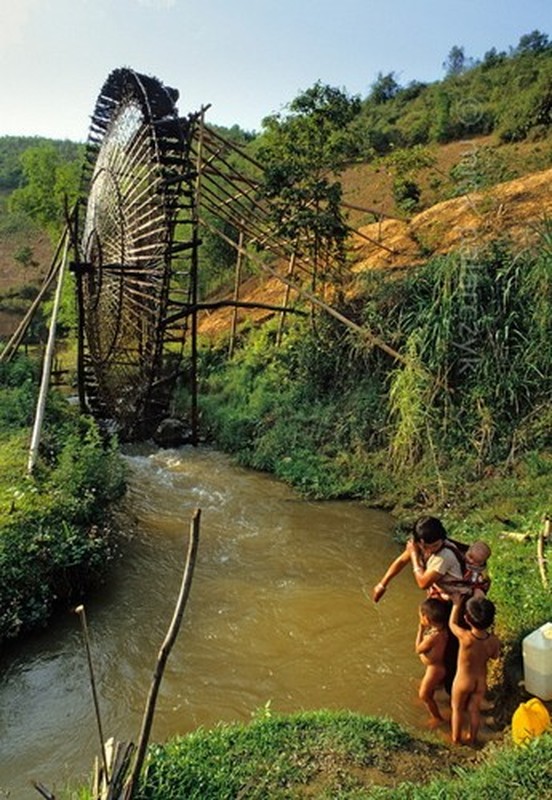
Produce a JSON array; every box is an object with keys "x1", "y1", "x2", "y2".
[{"x1": 0, "y1": 355, "x2": 127, "y2": 641}]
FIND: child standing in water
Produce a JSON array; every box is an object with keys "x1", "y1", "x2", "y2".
[
  {"x1": 449, "y1": 594, "x2": 501, "y2": 745},
  {"x1": 415, "y1": 598, "x2": 449, "y2": 725}
]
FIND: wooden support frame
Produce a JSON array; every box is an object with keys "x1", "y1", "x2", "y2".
[{"x1": 228, "y1": 227, "x2": 245, "y2": 357}]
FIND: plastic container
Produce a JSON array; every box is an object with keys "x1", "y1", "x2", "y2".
[
  {"x1": 512, "y1": 698, "x2": 551, "y2": 745},
  {"x1": 522, "y1": 621, "x2": 552, "y2": 700}
]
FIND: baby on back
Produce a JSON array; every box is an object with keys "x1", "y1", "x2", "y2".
[{"x1": 463, "y1": 540, "x2": 491, "y2": 597}]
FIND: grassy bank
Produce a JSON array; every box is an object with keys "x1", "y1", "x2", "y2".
[
  {"x1": 133, "y1": 712, "x2": 552, "y2": 800},
  {"x1": 0, "y1": 353, "x2": 126, "y2": 642}
]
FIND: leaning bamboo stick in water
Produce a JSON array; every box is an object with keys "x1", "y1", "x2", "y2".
[
  {"x1": 123, "y1": 508, "x2": 201, "y2": 799},
  {"x1": 32, "y1": 782, "x2": 56, "y2": 799},
  {"x1": 75, "y1": 604, "x2": 111, "y2": 786}
]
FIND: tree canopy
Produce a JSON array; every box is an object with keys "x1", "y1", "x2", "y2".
[
  {"x1": 256, "y1": 82, "x2": 361, "y2": 269},
  {"x1": 7, "y1": 141, "x2": 83, "y2": 238}
]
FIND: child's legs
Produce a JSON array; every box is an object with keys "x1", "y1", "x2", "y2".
[
  {"x1": 419, "y1": 665, "x2": 446, "y2": 719},
  {"x1": 467, "y1": 690, "x2": 484, "y2": 743},
  {"x1": 450, "y1": 685, "x2": 469, "y2": 743}
]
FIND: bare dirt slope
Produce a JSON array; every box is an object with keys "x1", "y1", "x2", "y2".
[
  {"x1": 351, "y1": 166, "x2": 552, "y2": 273},
  {"x1": 0, "y1": 226, "x2": 53, "y2": 338},
  {"x1": 0, "y1": 231, "x2": 51, "y2": 291}
]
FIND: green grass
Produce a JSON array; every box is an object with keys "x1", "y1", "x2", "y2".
[
  {"x1": 370, "y1": 734, "x2": 552, "y2": 800},
  {"x1": 137, "y1": 712, "x2": 419, "y2": 800},
  {"x1": 127, "y1": 714, "x2": 552, "y2": 800}
]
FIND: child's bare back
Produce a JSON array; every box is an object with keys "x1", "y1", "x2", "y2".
[{"x1": 449, "y1": 595, "x2": 500, "y2": 744}]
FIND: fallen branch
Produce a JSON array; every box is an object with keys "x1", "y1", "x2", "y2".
[
  {"x1": 32, "y1": 782, "x2": 55, "y2": 799},
  {"x1": 499, "y1": 531, "x2": 532, "y2": 542}
]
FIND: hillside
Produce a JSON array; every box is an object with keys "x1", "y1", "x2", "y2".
[
  {"x1": 0, "y1": 195, "x2": 53, "y2": 339},
  {"x1": 196, "y1": 150, "x2": 552, "y2": 337},
  {"x1": 0, "y1": 217, "x2": 52, "y2": 293},
  {"x1": 350, "y1": 165, "x2": 552, "y2": 272},
  {"x1": 1, "y1": 133, "x2": 551, "y2": 342}
]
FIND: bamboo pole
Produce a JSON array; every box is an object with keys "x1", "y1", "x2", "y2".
[
  {"x1": 165, "y1": 299, "x2": 307, "y2": 325},
  {"x1": 228, "y1": 228, "x2": 245, "y2": 357},
  {"x1": 75, "y1": 605, "x2": 111, "y2": 786},
  {"x1": 190, "y1": 109, "x2": 208, "y2": 447},
  {"x1": 347, "y1": 224, "x2": 397, "y2": 255},
  {"x1": 341, "y1": 200, "x2": 400, "y2": 220},
  {"x1": 276, "y1": 250, "x2": 297, "y2": 346},
  {"x1": 27, "y1": 231, "x2": 69, "y2": 474},
  {"x1": 123, "y1": 509, "x2": 201, "y2": 800},
  {"x1": 68, "y1": 204, "x2": 89, "y2": 416}
]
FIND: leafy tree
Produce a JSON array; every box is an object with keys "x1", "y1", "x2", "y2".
[
  {"x1": 257, "y1": 83, "x2": 361, "y2": 272},
  {"x1": 442, "y1": 45, "x2": 467, "y2": 76},
  {"x1": 397, "y1": 80, "x2": 428, "y2": 102},
  {"x1": 516, "y1": 30, "x2": 550, "y2": 54},
  {"x1": 0, "y1": 135, "x2": 65, "y2": 191},
  {"x1": 430, "y1": 88, "x2": 453, "y2": 142},
  {"x1": 8, "y1": 142, "x2": 83, "y2": 239},
  {"x1": 383, "y1": 145, "x2": 435, "y2": 213},
  {"x1": 370, "y1": 72, "x2": 401, "y2": 104},
  {"x1": 482, "y1": 47, "x2": 507, "y2": 70}
]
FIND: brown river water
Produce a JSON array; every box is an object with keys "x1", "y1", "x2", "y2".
[{"x1": 0, "y1": 445, "x2": 426, "y2": 796}]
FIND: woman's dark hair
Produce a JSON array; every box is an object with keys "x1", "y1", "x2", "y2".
[{"x1": 414, "y1": 516, "x2": 448, "y2": 544}]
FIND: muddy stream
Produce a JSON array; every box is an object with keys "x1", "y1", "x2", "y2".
[{"x1": 0, "y1": 445, "x2": 426, "y2": 796}]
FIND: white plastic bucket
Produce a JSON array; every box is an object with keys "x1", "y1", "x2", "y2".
[{"x1": 522, "y1": 622, "x2": 552, "y2": 701}]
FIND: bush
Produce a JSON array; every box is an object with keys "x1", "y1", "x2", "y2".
[{"x1": 0, "y1": 355, "x2": 127, "y2": 640}]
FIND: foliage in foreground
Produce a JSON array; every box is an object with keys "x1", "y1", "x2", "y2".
[
  {"x1": 133, "y1": 712, "x2": 552, "y2": 800},
  {"x1": 0, "y1": 354, "x2": 127, "y2": 641},
  {"x1": 138, "y1": 712, "x2": 411, "y2": 800}
]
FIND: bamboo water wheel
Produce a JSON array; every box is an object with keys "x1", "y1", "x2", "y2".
[
  {"x1": 69, "y1": 67, "x2": 404, "y2": 442},
  {"x1": 74, "y1": 68, "x2": 197, "y2": 439}
]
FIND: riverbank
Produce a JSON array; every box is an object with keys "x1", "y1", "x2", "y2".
[
  {"x1": 135, "y1": 712, "x2": 552, "y2": 799},
  {"x1": 0, "y1": 354, "x2": 127, "y2": 644},
  {"x1": 127, "y1": 451, "x2": 551, "y2": 800}
]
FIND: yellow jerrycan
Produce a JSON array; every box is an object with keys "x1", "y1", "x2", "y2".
[{"x1": 512, "y1": 697, "x2": 551, "y2": 745}]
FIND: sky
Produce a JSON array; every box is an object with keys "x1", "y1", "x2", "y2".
[{"x1": 0, "y1": 0, "x2": 551, "y2": 142}]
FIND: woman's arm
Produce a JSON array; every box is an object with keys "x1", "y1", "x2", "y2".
[
  {"x1": 372, "y1": 548, "x2": 411, "y2": 602},
  {"x1": 406, "y1": 539, "x2": 440, "y2": 590},
  {"x1": 412, "y1": 567, "x2": 442, "y2": 590}
]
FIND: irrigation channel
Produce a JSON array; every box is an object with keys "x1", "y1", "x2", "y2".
[{"x1": 1, "y1": 445, "x2": 426, "y2": 796}]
